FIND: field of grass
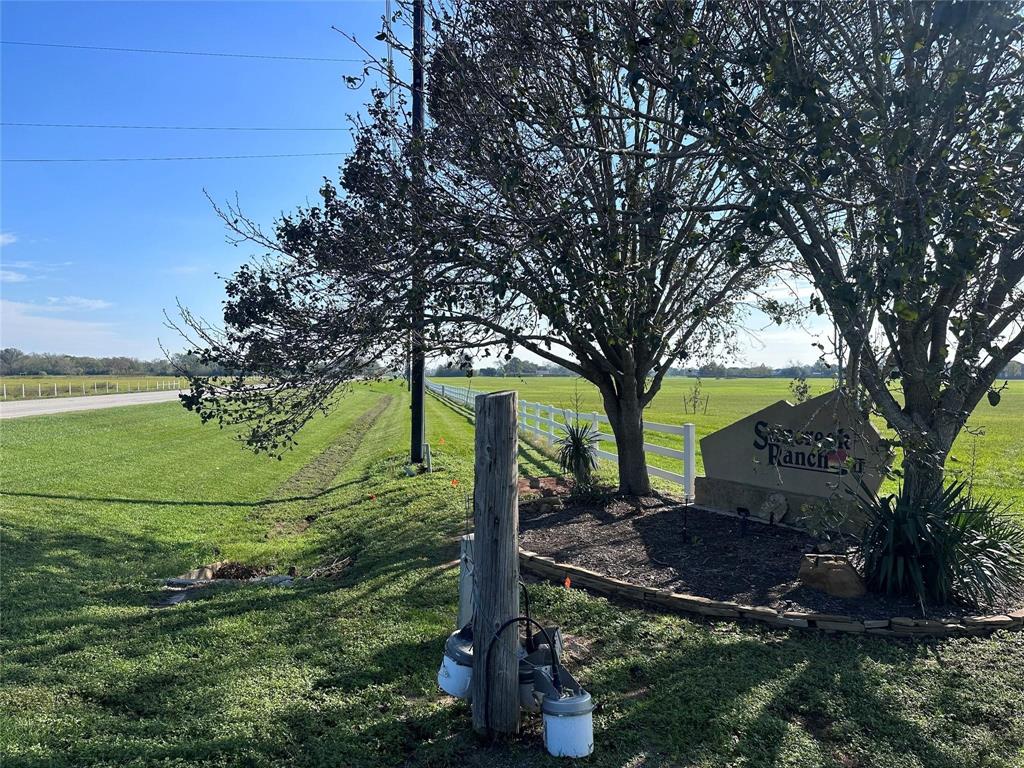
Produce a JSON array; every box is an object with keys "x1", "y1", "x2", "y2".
[
  {"x1": 2, "y1": 382, "x2": 1023, "y2": 767},
  {"x1": 1, "y1": 375, "x2": 184, "y2": 401},
  {"x1": 447, "y1": 376, "x2": 1024, "y2": 513}
]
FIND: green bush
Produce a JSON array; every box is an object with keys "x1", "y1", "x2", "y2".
[
  {"x1": 860, "y1": 482, "x2": 1024, "y2": 607},
  {"x1": 555, "y1": 416, "x2": 600, "y2": 493}
]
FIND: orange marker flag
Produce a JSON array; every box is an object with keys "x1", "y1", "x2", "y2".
[
  {"x1": 450, "y1": 478, "x2": 459, "y2": 488},
  {"x1": 439, "y1": 437, "x2": 446, "y2": 445}
]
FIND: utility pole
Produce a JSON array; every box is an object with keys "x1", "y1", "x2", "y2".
[{"x1": 409, "y1": 0, "x2": 426, "y2": 464}]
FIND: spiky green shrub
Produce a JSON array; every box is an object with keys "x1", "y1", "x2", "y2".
[
  {"x1": 860, "y1": 482, "x2": 1024, "y2": 607},
  {"x1": 555, "y1": 418, "x2": 600, "y2": 493}
]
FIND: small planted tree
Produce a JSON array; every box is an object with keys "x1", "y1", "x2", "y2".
[{"x1": 555, "y1": 417, "x2": 600, "y2": 496}]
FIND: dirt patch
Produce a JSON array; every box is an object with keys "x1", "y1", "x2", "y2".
[
  {"x1": 304, "y1": 556, "x2": 352, "y2": 580},
  {"x1": 518, "y1": 475, "x2": 570, "y2": 498},
  {"x1": 260, "y1": 395, "x2": 394, "y2": 537},
  {"x1": 520, "y1": 494, "x2": 1023, "y2": 621},
  {"x1": 214, "y1": 562, "x2": 273, "y2": 580}
]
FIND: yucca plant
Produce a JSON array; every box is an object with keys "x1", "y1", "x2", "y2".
[
  {"x1": 860, "y1": 481, "x2": 1024, "y2": 608},
  {"x1": 555, "y1": 417, "x2": 600, "y2": 494}
]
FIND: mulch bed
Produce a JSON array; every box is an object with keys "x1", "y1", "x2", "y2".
[
  {"x1": 212, "y1": 562, "x2": 273, "y2": 580},
  {"x1": 519, "y1": 492, "x2": 1023, "y2": 621}
]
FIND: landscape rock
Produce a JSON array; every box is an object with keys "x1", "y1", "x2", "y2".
[
  {"x1": 179, "y1": 561, "x2": 224, "y2": 580},
  {"x1": 816, "y1": 619, "x2": 865, "y2": 633},
  {"x1": 759, "y1": 493, "x2": 789, "y2": 525},
  {"x1": 963, "y1": 614, "x2": 1015, "y2": 628},
  {"x1": 797, "y1": 554, "x2": 866, "y2": 599}
]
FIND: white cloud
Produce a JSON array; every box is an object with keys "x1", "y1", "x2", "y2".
[
  {"x1": 0, "y1": 299, "x2": 119, "y2": 353},
  {"x1": 0, "y1": 233, "x2": 17, "y2": 247},
  {"x1": 0, "y1": 270, "x2": 28, "y2": 283},
  {"x1": 45, "y1": 296, "x2": 113, "y2": 312},
  {"x1": 161, "y1": 264, "x2": 205, "y2": 276},
  {"x1": 0, "y1": 260, "x2": 71, "y2": 283}
]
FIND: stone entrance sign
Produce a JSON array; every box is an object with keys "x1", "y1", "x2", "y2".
[{"x1": 695, "y1": 390, "x2": 891, "y2": 530}]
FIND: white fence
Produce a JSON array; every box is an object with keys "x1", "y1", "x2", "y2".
[{"x1": 425, "y1": 379, "x2": 696, "y2": 499}]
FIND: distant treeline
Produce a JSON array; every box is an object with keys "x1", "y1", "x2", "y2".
[
  {"x1": 8, "y1": 348, "x2": 1021, "y2": 380},
  {"x1": 0, "y1": 348, "x2": 229, "y2": 377},
  {"x1": 431, "y1": 355, "x2": 1024, "y2": 380}
]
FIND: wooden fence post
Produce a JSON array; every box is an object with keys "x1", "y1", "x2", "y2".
[{"x1": 471, "y1": 390, "x2": 520, "y2": 736}]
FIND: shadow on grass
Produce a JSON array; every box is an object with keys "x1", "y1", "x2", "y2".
[
  {"x1": 573, "y1": 630, "x2": 960, "y2": 767},
  {"x1": 4, "y1": 499, "x2": 1009, "y2": 768},
  {"x1": 0, "y1": 479, "x2": 366, "y2": 509}
]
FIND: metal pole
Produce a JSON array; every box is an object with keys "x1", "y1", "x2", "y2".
[{"x1": 409, "y1": 0, "x2": 426, "y2": 464}]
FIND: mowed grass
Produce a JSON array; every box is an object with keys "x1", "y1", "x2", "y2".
[
  {"x1": 1, "y1": 375, "x2": 184, "y2": 401},
  {"x1": 2, "y1": 383, "x2": 1023, "y2": 767},
  {"x1": 450, "y1": 376, "x2": 1024, "y2": 512}
]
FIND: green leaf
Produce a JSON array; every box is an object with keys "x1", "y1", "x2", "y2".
[{"x1": 894, "y1": 299, "x2": 919, "y2": 322}]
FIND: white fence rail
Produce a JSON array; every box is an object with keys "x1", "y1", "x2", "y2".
[{"x1": 425, "y1": 379, "x2": 696, "y2": 499}]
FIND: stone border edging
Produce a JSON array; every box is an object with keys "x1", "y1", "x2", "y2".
[{"x1": 519, "y1": 549, "x2": 1024, "y2": 639}]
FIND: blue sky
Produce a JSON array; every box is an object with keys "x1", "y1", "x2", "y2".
[
  {"x1": 1, "y1": 1, "x2": 387, "y2": 358},
  {"x1": 1, "y1": 1, "x2": 829, "y2": 367}
]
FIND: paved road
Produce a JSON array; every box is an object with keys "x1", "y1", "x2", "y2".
[{"x1": 0, "y1": 390, "x2": 184, "y2": 420}]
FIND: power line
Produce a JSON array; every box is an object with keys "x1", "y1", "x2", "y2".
[
  {"x1": 2, "y1": 122, "x2": 350, "y2": 132},
  {"x1": 0, "y1": 40, "x2": 362, "y2": 63},
  {"x1": 2, "y1": 152, "x2": 350, "y2": 163}
]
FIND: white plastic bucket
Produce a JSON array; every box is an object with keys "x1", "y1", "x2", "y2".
[
  {"x1": 437, "y1": 653, "x2": 472, "y2": 699},
  {"x1": 542, "y1": 690, "x2": 594, "y2": 758},
  {"x1": 438, "y1": 628, "x2": 474, "y2": 700}
]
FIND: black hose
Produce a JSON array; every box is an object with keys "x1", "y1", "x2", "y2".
[
  {"x1": 482, "y1": 615, "x2": 562, "y2": 736},
  {"x1": 518, "y1": 581, "x2": 536, "y2": 652}
]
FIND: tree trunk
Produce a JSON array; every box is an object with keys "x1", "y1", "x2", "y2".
[
  {"x1": 601, "y1": 385, "x2": 651, "y2": 496},
  {"x1": 900, "y1": 444, "x2": 948, "y2": 511}
]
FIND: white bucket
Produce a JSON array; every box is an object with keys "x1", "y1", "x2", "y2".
[
  {"x1": 437, "y1": 628, "x2": 474, "y2": 700},
  {"x1": 542, "y1": 690, "x2": 594, "y2": 758},
  {"x1": 437, "y1": 653, "x2": 472, "y2": 699}
]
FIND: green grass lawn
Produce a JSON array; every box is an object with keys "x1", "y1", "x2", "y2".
[
  {"x1": 448, "y1": 376, "x2": 1024, "y2": 513},
  {"x1": 2, "y1": 382, "x2": 1023, "y2": 767}
]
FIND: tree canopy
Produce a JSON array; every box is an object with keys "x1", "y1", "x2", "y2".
[
  {"x1": 633, "y1": 0, "x2": 1024, "y2": 504},
  {"x1": 181, "y1": 0, "x2": 785, "y2": 492}
]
